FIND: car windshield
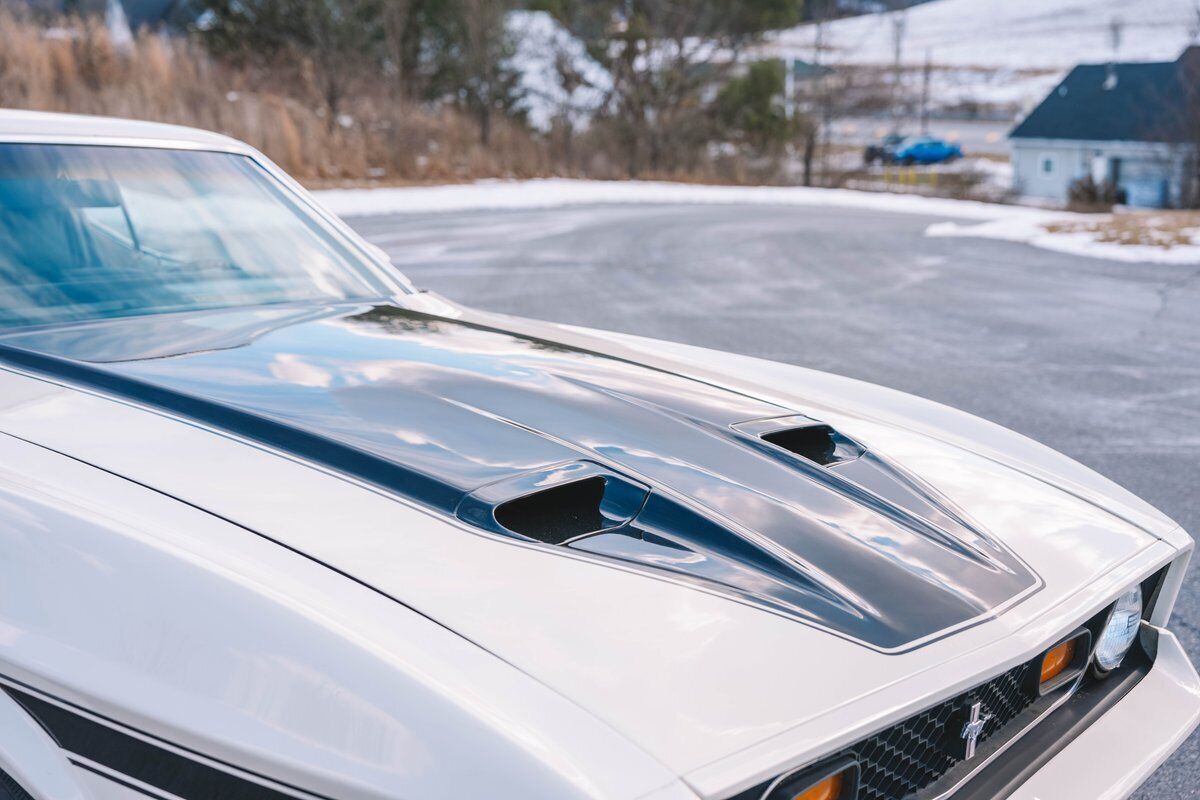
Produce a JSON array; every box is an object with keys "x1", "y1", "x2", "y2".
[{"x1": 0, "y1": 143, "x2": 395, "y2": 329}]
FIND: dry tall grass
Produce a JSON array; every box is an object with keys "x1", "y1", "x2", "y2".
[
  {"x1": 0, "y1": 12, "x2": 826, "y2": 187},
  {"x1": 1043, "y1": 212, "x2": 1200, "y2": 250},
  {"x1": 0, "y1": 11, "x2": 554, "y2": 183}
]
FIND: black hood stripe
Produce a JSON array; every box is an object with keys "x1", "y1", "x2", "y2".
[
  {"x1": 0, "y1": 305, "x2": 1041, "y2": 651},
  {"x1": 0, "y1": 342, "x2": 464, "y2": 513},
  {"x1": 2, "y1": 679, "x2": 323, "y2": 800}
]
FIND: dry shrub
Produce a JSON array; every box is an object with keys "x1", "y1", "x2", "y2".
[
  {"x1": 1043, "y1": 212, "x2": 1200, "y2": 249},
  {"x1": 0, "y1": 10, "x2": 807, "y2": 187},
  {"x1": 0, "y1": 9, "x2": 553, "y2": 184}
]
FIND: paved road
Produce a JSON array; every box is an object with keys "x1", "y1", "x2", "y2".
[{"x1": 347, "y1": 203, "x2": 1200, "y2": 798}]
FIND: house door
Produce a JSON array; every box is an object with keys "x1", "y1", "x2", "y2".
[{"x1": 1124, "y1": 179, "x2": 1169, "y2": 208}]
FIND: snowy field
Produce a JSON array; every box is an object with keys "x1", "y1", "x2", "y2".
[
  {"x1": 763, "y1": 0, "x2": 1198, "y2": 111},
  {"x1": 314, "y1": 180, "x2": 1200, "y2": 265},
  {"x1": 769, "y1": 0, "x2": 1196, "y2": 70}
]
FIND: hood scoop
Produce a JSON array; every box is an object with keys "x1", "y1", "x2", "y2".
[
  {"x1": 495, "y1": 477, "x2": 608, "y2": 544},
  {"x1": 456, "y1": 412, "x2": 1036, "y2": 651},
  {"x1": 458, "y1": 460, "x2": 859, "y2": 626},
  {"x1": 1, "y1": 304, "x2": 1039, "y2": 651},
  {"x1": 740, "y1": 416, "x2": 865, "y2": 466},
  {"x1": 462, "y1": 462, "x2": 649, "y2": 545},
  {"x1": 738, "y1": 414, "x2": 1006, "y2": 568}
]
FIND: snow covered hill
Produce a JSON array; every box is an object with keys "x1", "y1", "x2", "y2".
[{"x1": 769, "y1": 0, "x2": 1197, "y2": 70}]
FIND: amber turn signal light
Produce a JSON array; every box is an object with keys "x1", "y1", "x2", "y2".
[
  {"x1": 769, "y1": 757, "x2": 858, "y2": 800},
  {"x1": 1040, "y1": 638, "x2": 1077, "y2": 684},
  {"x1": 791, "y1": 772, "x2": 844, "y2": 800}
]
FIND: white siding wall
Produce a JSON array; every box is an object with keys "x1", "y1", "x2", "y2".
[
  {"x1": 1012, "y1": 141, "x2": 1085, "y2": 202},
  {"x1": 1011, "y1": 138, "x2": 1188, "y2": 208}
]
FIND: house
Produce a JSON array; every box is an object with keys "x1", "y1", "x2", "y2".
[{"x1": 1009, "y1": 47, "x2": 1199, "y2": 208}]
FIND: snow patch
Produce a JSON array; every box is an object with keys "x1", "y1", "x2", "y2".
[
  {"x1": 105, "y1": 0, "x2": 133, "y2": 51},
  {"x1": 927, "y1": 217, "x2": 1200, "y2": 265},
  {"x1": 314, "y1": 179, "x2": 1196, "y2": 265},
  {"x1": 314, "y1": 178, "x2": 1037, "y2": 221}
]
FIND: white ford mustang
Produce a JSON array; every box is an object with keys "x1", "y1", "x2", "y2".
[{"x1": 0, "y1": 110, "x2": 1196, "y2": 800}]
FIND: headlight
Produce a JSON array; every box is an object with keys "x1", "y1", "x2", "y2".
[{"x1": 1094, "y1": 585, "x2": 1142, "y2": 672}]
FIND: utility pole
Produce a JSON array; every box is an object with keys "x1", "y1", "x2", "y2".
[
  {"x1": 801, "y1": 9, "x2": 829, "y2": 187},
  {"x1": 815, "y1": 12, "x2": 830, "y2": 185},
  {"x1": 919, "y1": 48, "x2": 931, "y2": 133},
  {"x1": 784, "y1": 55, "x2": 796, "y2": 120},
  {"x1": 1105, "y1": 16, "x2": 1124, "y2": 90},
  {"x1": 889, "y1": 8, "x2": 907, "y2": 135}
]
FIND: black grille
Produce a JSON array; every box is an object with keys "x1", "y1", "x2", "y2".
[
  {"x1": 731, "y1": 590, "x2": 1158, "y2": 800},
  {"x1": 729, "y1": 660, "x2": 1040, "y2": 800},
  {"x1": 847, "y1": 660, "x2": 1037, "y2": 799}
]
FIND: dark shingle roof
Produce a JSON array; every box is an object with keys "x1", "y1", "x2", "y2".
[{"x1": 1010, "y1": 47, "x2": 1200, "y2": 143}]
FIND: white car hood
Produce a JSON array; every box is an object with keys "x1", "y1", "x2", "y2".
[{"x1": 0, "y1": 299, "x2": 1179, "y2": 795}]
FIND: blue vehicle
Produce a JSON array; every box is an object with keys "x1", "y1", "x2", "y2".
[
  {"x1": 862, "y1": 133, "x2": 906, "y2": 165},
  {"x1": 894, "y1": 135, "x2": 963, "y2": 165}
]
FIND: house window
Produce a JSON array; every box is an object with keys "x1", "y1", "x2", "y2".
[{"x1": 1040, "y1": 155, "x2": 1055, "y2": 175}]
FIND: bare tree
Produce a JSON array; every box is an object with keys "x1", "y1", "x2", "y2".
[
  {"x1": 553, "y1": 49, "x2": 585, "y2": 169},
  {"x1": 381, "y1": 0, "x2": 420, "y2": 98},
  {"x1": 303, "y1": 0, "x2": 385, "y2": 130},
  {"x1": 595, "y1": 0, "x2": 802, "y2": 176},
  {"x1": 504, "y1": 9, "x2": 612, "y2": 172},
  {"x1": 799, "y1": 0, "x2": 835, "y2": 186},
  {"x1": 196, "y1": 0, "x2": 386, "y2": 130},
  {"x1": 1189, "y1": 8, "x2": 1200, "y2": 207},
  {"x1": 1179, "y1": 48, "x2": 1200, "y2": 207},
  {"x1": 442, "y1": 0, "x2": 519, "y2": 146},
  {"x1": 605, "y1": 6, "x2": 718, "y2": 175},
  {"x1": 1134, "y1": 47, "x2": 1200, "y2": 208}
]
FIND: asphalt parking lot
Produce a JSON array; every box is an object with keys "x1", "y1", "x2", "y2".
[{"x1": 348, "y1": 202, "x2": 1200, "y2": 798}]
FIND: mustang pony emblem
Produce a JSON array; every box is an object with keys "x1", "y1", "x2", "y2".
[{"x1": 961, "y1": 701, "x2": 994, "y2": 759}]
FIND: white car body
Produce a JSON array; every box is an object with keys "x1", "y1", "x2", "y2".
[{"x1": 0, "y1": 111, "x2": 1196, "y2": 800}]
